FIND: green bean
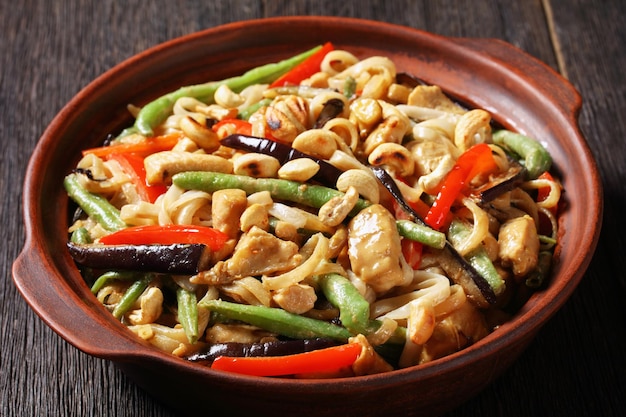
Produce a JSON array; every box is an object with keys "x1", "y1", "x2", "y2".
[
  {"x1": 315, "y1": 273, "x2": 370, "y2": 334},
  {"x1": 448, "y1": 220, "x2": 506, "y2": 296},
  {"x1": 238, "y1": 98, "x2": 273, "y2": 120},
  {"x1": 70, "y1": 227, "x2": 92, "y2": 244},
  {"x1": 396, "y1": 219, "x2": 446, "y2": 249},
  {"x1": 112, "y1": 275, "x2": 153, "y2": 319},
  {"x1": 492, "y1": 129, "x2": 552, "y2": 179},
  {"x1": 90, "y1": 270, "x2": 140, "y2": 294},
  {"x1": 128, "y1": 45, "x2": 322, "y2": 137},
  {"x1": 525, "y1": 251, "x2": 553, "y2": 289},
  {"x1": 177, "y1": 286, "x2": 199, "y2": 344},
  {"x1": 314, "y1": 273, "x2": 406, "y2": 344},
  {"x1": 199, "y1": 299, "x2": 352, "y2": 341},
  {"x1": 64, "y1": 174, "x2": 126, "y2": 232},
  {"x1": 172, "y1": 171, "x2": 370, "y2": 214}
]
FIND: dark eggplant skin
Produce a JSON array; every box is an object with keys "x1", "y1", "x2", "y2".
[
  {"x1": 186, "y1": 338, "x2": 340, "y2": 365},
  {"x1": 67, "y1": 242, "x2": 211, "y2": 274},
  {"x1": 220, "y1": 134, "x2": 343, "y2": 185},
  {"x1": 474, "y1": 162, "x2": 527, "y2": 203},
  {"x1": 314, "y1": 98, "x2": 344, "y2": 128}
]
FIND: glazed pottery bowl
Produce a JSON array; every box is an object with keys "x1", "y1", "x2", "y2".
[{"x1": 13, "y1": 17, "x2": 602, "y2": 417}]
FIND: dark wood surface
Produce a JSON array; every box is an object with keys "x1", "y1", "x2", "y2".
[{"x1": 2, "y1": 1, "x2": 625, "y2": 416}]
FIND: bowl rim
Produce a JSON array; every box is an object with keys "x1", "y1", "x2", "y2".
[{"x1": 13, "y1": 15, "x2": 603, "y2": 388}]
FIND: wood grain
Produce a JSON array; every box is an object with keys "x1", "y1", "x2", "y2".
[{"x1": 2, "y1": 0, "x2": 624, "y2": 416}]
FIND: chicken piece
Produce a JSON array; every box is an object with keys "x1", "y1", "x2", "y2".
[
  {"x1": 347, "y1": 204, "x2": 408, "y2": 294},
  {"x1": 498, "y1": 215, "x2": 540, "y2": 278},
  {"x1": 419, "y1": 300, "x2": 489, "y2": 364},
  {"x1": 193, "y1": 226, "x2": 302, "y2": 285},
  {"x1": 407, "y1": 85, "x2": 465, "y2": 114},
  {"x1": 211, "y1": 189, "x2": 248, "y2": 239}
]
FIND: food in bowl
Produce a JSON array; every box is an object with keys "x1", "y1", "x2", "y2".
[{"x1": 64, "y1": 42, "x2": 563, "y2": 378}]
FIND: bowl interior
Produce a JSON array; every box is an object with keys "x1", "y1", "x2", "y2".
[{"x1": 14, "y1": 16, "x2": 602, "y2": 416}]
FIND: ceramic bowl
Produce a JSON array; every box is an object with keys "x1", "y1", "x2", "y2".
[{"x1": 13, "y1": 16, "x2": 602, "y2": 417}]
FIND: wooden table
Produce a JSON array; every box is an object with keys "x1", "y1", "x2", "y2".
[{"x1": 2, "y1": 1, "x2": 624, "y2": 415}]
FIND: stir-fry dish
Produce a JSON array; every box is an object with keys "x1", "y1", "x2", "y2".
[{"x1": 65, "y1": 43, "x2": 562, "y2": 378}]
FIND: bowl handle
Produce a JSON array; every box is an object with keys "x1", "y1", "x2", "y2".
[
  {"x1": 12, "y1": 241, "x2": 144, "y2": 359},
  {"x1": 454, "y1": 37, "x2": 582, "y2": 120}
]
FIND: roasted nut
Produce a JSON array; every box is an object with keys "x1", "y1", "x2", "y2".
[
  {"x1": 367, "y1": 142, "x2": 415, "y2": 177},
  {"x1": 318, "y1": 185, "x2": 359, "y2": 227},
  {"x1": 214, "y1": 84, "x2": 245, "y2": 108},
  {"x1": 291, "y1": 129, "x2": 339, "y2": 159},
  {"x1": 362, "y1": 101, "x2": 411, "y2": 156},
  {"x1": 454, "y1": 109, "x2": 491, "y2": 152},
  {"x1": 144, "y1": 151, "x2": 233, "y2": 185},
  {"x1": 179, "y1": 116, "x2": 221, "y2": 152},
  {"x1": 336, "y1": 169, "x2": 380, "y2": 203},
  {"x1": 233, "y1": 153, "x2": 280, "y2": 178},
  {"x1": 277, "y1": 158, "x2": 320, "y2": 182}
]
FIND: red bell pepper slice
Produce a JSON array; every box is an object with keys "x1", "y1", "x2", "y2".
[
  {"x1": 99, "y1": 224, "x2": 228, "y2": 252},
  {"x1": 269, "y1": 42, "x2": 334, "y2": 88},
  {"x1": 107, "y1": 153, "x2": 166, "y2": 203},
  {"x1": 211, "y1": 343, "x2": 361, "y2": 377},
  {"x1": 425, "y1": 143, "x2": 497, "y2": 230},
  {"x1": 82, "y1": 133, "x2": 181, "y2": 158}
]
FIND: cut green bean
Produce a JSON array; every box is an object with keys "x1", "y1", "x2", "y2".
[
  {"x1": 126, "y1": 45, "x2": 322, "y2": 137},
  {"x1": 448, "y1": 220, "x2": 506, "y2": 296},
  {"x1": 492, "y1": 129, "x2": 552, "y2": 179},
  {"x1": 64, "y1": 174, "x2": 126, "y2": 232},
  {"x1": 199, "y1": 299, "x2": 352, "y2": 341},
  {"x1": 314, "y1": 274, "x2": 406, "y2": 344},
  {"x1": 70, "y1": 227, "x2": 92, "y2": 244},
  {"x1": 172, "y1": 171, "x2": 370, "y2": 214},
  {"x1": 177, "y1": 286, "x2": 199, "y2": 344},
  {"x1": 238, "y1": 98, "x2": 273, "y2": 120},
  {"x1": 112, "y1": 275, "x2": 153, "y2": 319},
  {"x1": 90, "y1": 271, "x2": 140, "y2": 294},
  {"x1": 315, "y1": 273, "x2": 371, "y2": 334},
  {"x1": 396, "y1": 219, "x2": 446, "y2": 249}
]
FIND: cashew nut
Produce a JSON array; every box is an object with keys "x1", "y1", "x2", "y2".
[
  {"x1": 233, "y1": 153, "x2": 280, "y2": 178},
  {"x1": 362, "y1": 101, "x2": 411, "y2": 156},
  {"x1": 144, "y1": 151, "x2": 233, "y2": 185},
  {"x1": 291, "y1": 129, "x2": 338, "y2": 159},
  {"x1": 454, "y1": 109, "x2": 491, "y2": 152},
  {"x1": 213, "y1": 84, "x2": 245, "y2": 108},
  {"x1": 318, "y1": 185, "x2": 359, "y2": 227},
  {"x1": 277, "y1": 158, "x2": 320, "y2": 182},
  {"x1": 336, "y1": 169, "x2": 380, "y2": 204},
  {"x1": 367, "y1": 142, "x2": 415, "y2": 177},
  {"x1": 179, "y1": 115, "x2": 221, "y2": 152},
  {"x1": 127, "y1": 287, "x2": 164, "y2": 325}
]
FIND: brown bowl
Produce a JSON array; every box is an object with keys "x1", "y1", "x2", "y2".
[{"x1": 13, "y1": 16, "x2": 602, "y2": 417}]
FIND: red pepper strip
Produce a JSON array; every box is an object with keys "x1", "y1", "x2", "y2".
[
  {"x1": 99, "y1": 224, "x2": 228, "y2": 252},
  {"x1": 402, "y1": 239, "x2": 423, "y2": 270},
  {"x1": 536, "y1": 171, "x2": 558, "y2": 212},
  {"x1": 212, "y1": 119, "x2": 253, "y2": 137},
  {"x1": 269, "y1": 42, "x2": 334, "y2": 88},
  {"x1": 391, "y1": 197, "x2": 427, "y2": 269},
  {"x1": 82, "y1": 133, "x2": 182, "y2": 158},
  {"x1": 425, "y1": 143, "x2": 498, "y2": 230},
  {"x1": 106, "y1": 153, "x2": 166, "y2": 203},
  {"x1": 211, "y1": 343, "x2": 361, "y2": 377}
]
